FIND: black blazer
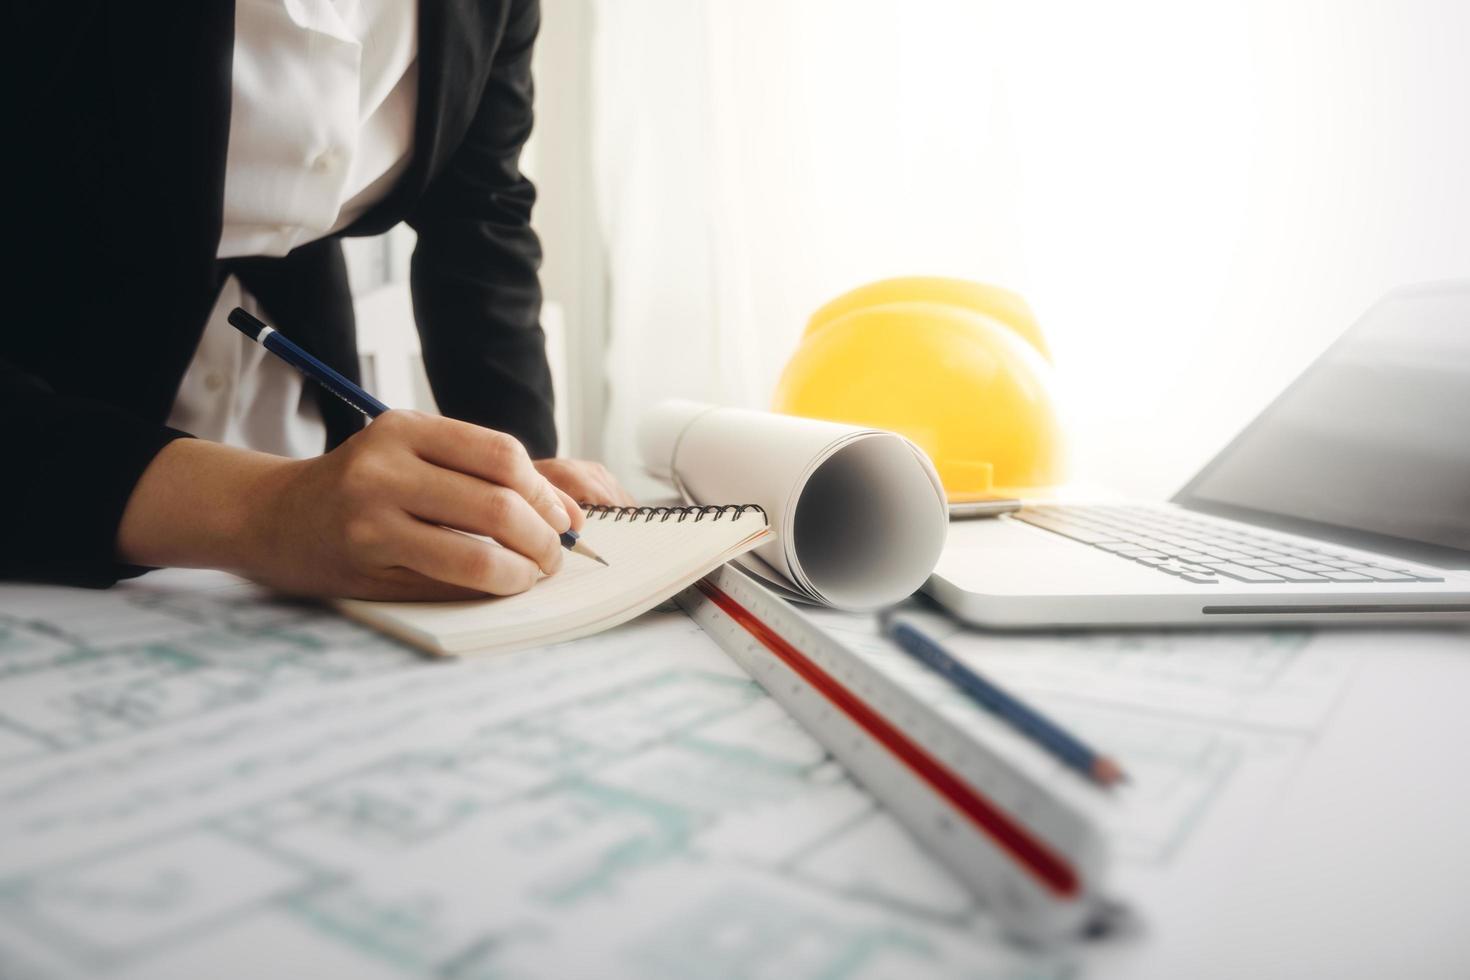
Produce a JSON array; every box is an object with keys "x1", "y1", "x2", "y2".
[{"x1": 6, "y1": 0, "x2": 554, "y2": 586}]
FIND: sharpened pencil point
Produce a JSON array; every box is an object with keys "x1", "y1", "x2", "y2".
[
  {"x1": 1092, "y1": 757, "x2": 1129, "y2": 788},
  {"x1": 570, "y1": 539, "x2": 609, "y2": 567}
]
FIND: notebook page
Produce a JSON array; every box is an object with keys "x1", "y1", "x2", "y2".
[{"x1": 339, "y1": 507, "x2": 771, "y2": 655}]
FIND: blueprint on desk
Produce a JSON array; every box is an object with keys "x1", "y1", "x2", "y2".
[
  {"x1": 0, "y1": 571, "x2": 1051, "y2": 979},
  {"x1": 798, "y1": 606, "x2": 1372, "y2": 928},
  {"x1": 0, "y1": 569, "x2": 1376, "y2": 979}
]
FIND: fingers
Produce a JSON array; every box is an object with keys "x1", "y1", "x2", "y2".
[
  {"x1": 536, "y1": 459, "x2": 637, "y2": 508},
  {"x1": 383, "y1": 412, "x2": 571, "y2": 535},
  {"x1": 344, "y1": 416, "x2": 644, "y2": 598},
  {"x1": 586, "y1": 461, "x2": 637, "y2": 507},
  {"x1": 573, "y1": 465, "x2": 620, "y2": 506},
  {"x1": 388, "y1": 516, "x2": 543, "y2": 596},
  {"x1": 606, "y1": 467, "x2": 638, "y2": 507},
  {"x1": 398, "y1": 463, "x2": 564, "y2": 575},
  {"x1": 554, "y1": 486, "x2": 586, "y2": 532}
]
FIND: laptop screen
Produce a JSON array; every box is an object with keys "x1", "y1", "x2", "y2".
[{"x1": 1174, "y1": 281, "x2": 1470, "y2": 563}]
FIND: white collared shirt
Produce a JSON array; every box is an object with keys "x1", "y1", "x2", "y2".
[{"x1": 169, "y1": 0, "x2": 419, "y2": 458}]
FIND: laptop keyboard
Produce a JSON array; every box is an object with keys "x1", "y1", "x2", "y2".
[{"x1": 1013, "y1": 505, "x2": 1445, "y2": 585}]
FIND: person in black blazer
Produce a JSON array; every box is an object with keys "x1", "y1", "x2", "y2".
[{"x1": 6, "y1": 0, "x2": 631, "y2": 598}]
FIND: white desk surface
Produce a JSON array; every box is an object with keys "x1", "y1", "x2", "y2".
[{"x1": 0, "y1": 569, "x2": 1465, "y2": 979}]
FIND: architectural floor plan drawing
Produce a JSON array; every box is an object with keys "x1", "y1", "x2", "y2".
[
  {"x1": 0, "y1": 570, "x2": 1370, "y2": 978},
  {"x1": 0, "y1": 572, "x2": 1052, "y2": 979}
]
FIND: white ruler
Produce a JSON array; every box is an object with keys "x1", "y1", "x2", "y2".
[{"x1": 677, "y1": 564, "x2": 1110, "y2": 943}]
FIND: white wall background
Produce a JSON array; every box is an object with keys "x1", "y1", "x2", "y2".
[
  {"x1": 343, "y1": 1, "x2": 1470, "y2": 497},
  {"x1": 576, "y1": 0, "x2": 1470, "y2": 498}
]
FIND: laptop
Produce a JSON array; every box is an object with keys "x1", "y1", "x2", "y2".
[{"x1": 927, "y1": 281, "x2": 1470, "y2": 628}]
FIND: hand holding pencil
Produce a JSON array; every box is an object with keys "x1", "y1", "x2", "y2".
[{"x1": 118, "y1": 309, "x2": 613, "y2": 601}]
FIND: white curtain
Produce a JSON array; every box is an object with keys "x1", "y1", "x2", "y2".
[{"x1": 590, "y1": 0, "x2": 1470, "y2": 498}]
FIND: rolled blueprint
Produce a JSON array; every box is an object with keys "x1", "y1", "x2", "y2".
[{"x1": 638, "y1": 400, "x2": 948, "y2": 609}]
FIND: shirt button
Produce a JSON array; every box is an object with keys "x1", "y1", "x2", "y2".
[
  {"x1": 204, "y1": 372, "x2": 227, "y2": 393},
  {"x1": 311, "y1": 148, "x2": 343, "y2": 174}
]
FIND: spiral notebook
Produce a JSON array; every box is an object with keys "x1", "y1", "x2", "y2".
[{"x1": 338, "y1": 504, "x2": 772, "y2": 656}]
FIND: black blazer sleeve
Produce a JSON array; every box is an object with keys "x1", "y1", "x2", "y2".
[
  {"x1": 3, "y1": 4, "x2": 214, "y2": 588},
  {"x1": 407, "y1": 0, "x2": 556, "y2": 458},
  {"x1": 0, "y1": 359, "x2": 189, "y2": 586}
]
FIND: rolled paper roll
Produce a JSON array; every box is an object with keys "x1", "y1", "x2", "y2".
[{"x1": 638, "y1": 400, "x2": 949, "y2": 609}]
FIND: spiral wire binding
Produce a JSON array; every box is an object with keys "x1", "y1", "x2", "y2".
[{"x1": 582, "y1": 504, "x2": 766, "y2": 524}]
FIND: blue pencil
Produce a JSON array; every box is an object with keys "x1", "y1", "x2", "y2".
[
  {"x1": 226, "y1": 307, "x2": 606, "y2": 567},
  {"x1": 228, "y1": 306, "x2": 390, "y2": 418},
  {"x1": 882, "y1": 613, "x2": 1127, "y2": 788}
]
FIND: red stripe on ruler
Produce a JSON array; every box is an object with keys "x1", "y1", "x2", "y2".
[{"x1": 695, "y1": 578, "x2": 1080, "y2": 899}]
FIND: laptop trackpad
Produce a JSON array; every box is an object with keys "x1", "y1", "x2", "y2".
[{"x1": 933, "y1": 518, "x2": 1166, "y2": 595}]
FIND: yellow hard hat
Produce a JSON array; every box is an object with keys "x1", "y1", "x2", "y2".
[{"x1": 772, "y1": 277, "x2": 1065, "y2": 500}]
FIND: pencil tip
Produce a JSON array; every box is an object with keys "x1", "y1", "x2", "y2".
[
  {"x1": 594, "y1": 555, "x2": 609, "y2": 567},
  {"x1": 1093, "y1": 758, "x2": 1129, "y2": 788}
]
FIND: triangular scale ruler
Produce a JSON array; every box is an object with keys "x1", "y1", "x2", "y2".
[{"x1": 677, "y1": 564, "x2": 1110, "y2": 943}]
